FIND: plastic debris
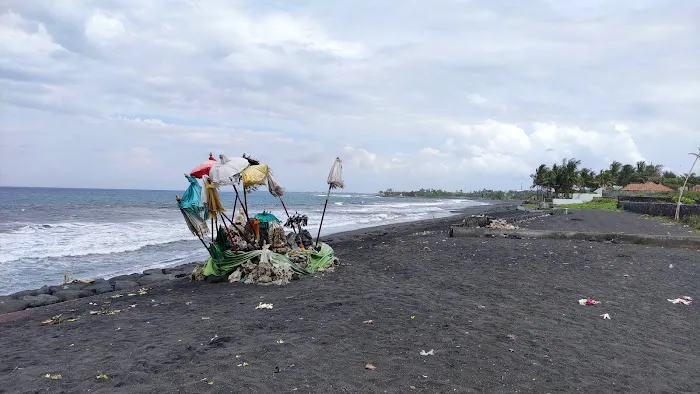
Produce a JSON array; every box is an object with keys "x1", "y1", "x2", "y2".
[
  {"x1": 363, "y1": 320, "x2": 374, "y2": 325},
  {"x1": 44, "y1": 373, "x2": 62, "y2": 380},
  {"x1": 276, "y1": 339, "x2": 285, "y2": 344},
  {"x1": 255, "y1": 302, "x2": 274, "y2": 310},
  {"x1": 420, "y1": 349, "x2": 435, "y2": 356},
  {"x1": 96, "y1": 372, "x2": 109, "y2": 380},
  {"x1": 40, "y1": 315, "x2": 63, "y2": 325},
  {"x1": 186, "y1": 301, "x2": 193, "y2": 305},
  {"x1": 578, "y1": 298, "x2": 601, "y2": 306},
  {"x1": 600, "y1": 313, "x2": 611, "y2": 319},
  {"x1": 365, "y1": 363, "x2": 377, "y2": 370},
  {"x1": 667, "y1": 296, "x2": 693, "y2": 305}
]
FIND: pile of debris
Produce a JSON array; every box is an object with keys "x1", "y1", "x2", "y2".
[
  {"x1": 486, "y1": 219, "x2": 519, "y2": 230},
  {"x1": 456, "y1": 215, "x2": 519, "y2": 230}
]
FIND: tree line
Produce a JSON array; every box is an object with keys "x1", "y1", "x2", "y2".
[
  {"x1": 378, "y1": 188, "x2": 536, "y2": 200},
  {"x1": 530, "y1": 158, "x2": 700, "y2": 195}
]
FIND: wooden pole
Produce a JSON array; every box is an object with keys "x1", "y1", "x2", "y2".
[
  {"x1": 219, "y1": 212, "x2": 238, "y2": 251},
  {"x1": 278, "y1": 197, "x2": 297, "y2": 234},
  {"x1": 314, "y1": 184, "x2": 332, "y2": 249},
  {"x1": 675, "y1": 150, "x2": 700, "y2": 221}
]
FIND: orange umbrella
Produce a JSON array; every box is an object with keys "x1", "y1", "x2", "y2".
[{"x1": 189, "y1": 153, "x2": 218, "y2": 178}]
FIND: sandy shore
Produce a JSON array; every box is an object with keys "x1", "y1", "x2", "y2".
[{"x1": 1, "y1": 205, "x2": 699, "y2": 393}]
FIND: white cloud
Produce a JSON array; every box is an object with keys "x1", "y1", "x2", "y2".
[{"x1": 0, "y1": 0, "x2": 697, "y2": 192}]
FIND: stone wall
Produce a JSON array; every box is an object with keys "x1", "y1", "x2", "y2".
[
  {"x1": 620, "y1": 202, "x2": 700, "y2": 219},
  {"x1": 617, "y1": 196, "x2": 675, "y2": 203}
]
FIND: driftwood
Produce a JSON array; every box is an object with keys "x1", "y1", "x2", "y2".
[{"x1": 449, "y1": 227, "x2": 700, "y2": 250}]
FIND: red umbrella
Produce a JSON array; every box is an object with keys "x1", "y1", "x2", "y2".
[{"x1": 189, "y1": 152, "x2": 218, "y2": 178}]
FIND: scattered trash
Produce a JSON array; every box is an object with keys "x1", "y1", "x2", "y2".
[
  {"x1": 410, "y1": 315, "x2": 416, "y2": 320},
  {"x1": 127, "y1": 293, "x2": 137, "y2": 297},
  {"x1": 201, "y1": 316, "x2": 211, "y2": 320},
  {"x1": 186, "y1": 301, "x2": 193, "y2": 305},
  {"x1": 363, "y1": 320, "x2": 374, "y2": 325},
  {"x1": 40, "y1": 315, "x2": 63, "y2": 326},
  {"x1": 669, "y1": 264, "x2": 674, "y2": 269},
  {"x1": 420, "y1": 349, "x2": 435, "y2": 356},
  {"x1": 276, "y1": 339, "x2": 285, "y2": 344},
  {"x1": 138, "y1": 288, "x2": 149, "y2": 295},
  {"x1": 600, "y1": 313, "x2": 611, "y2": 320},
  {"x1": 506, "y1": 334, "x2": 517, "y2": 340},
  {"x1": 578, "y1": 298, "x2": 601, "y2": 306},
  {"x1": 255, "y1": 302, "x2": 274, "y2": 310},
  {"x1": 210, "y1": 334, "x2": 219, "y2": 342},
  {"x1": 44, "y1": 373, "x2": 62, "y2": 380},
  {"x1": 668, "y1": 296, "x2": 693, "y2": 305},
  {"x1": 237, "y1": 362, "x2": 249, "y2": 367},
  {"x1": 96, "y1": 372, "x2": 109, "y2": 380},
  {"x1": 111, "y1": 294, "x2": 123, "y2": 298},
  {"x1": 365, "y1": 363, "x2": 377, "y2": 371}
]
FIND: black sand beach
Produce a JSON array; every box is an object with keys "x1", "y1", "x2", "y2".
[{"x1": 1, "y1": 205, "x2": 699, "y2": 393}]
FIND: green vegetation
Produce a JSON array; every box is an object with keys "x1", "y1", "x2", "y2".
[
  {"x1": 682, "y1": 215, "x2": 700, "y2": 231},
  {"x1": 556, "y1": 198, "x2": 620, "y2": 211},
  {"x1": 378, "y1": 188, "x2": 537, "y2": 200},
  {"x1": 530, "y1": 158, "x2": 700, "y2": 196}
]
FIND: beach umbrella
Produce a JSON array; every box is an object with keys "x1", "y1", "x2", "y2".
[
  {"x1": 210, "y1": 155, "x2": 250, "y2": 186},
  {"x1": 240, "y1": 164, "x2": 270, "y2": 220},
  {"x1": 176, "y1": 196, "x2": 210, "y2": 254},
  {"x1": 241, "y1": 164, "x2": 270, "y2": 188},
  {"x1": 315, "y1": 157, "x2": 344, "y2": 248},
  {"x1": 210, "y1": 154, "x2": 251, "y2": 224},
  {"x1": 254, "y1": 211, "x2": 281, "y2": 224},
  {"x1": 189, "y1": 153, "x2": 218, "y2": 178}
]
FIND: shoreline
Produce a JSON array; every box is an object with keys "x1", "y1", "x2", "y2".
[{"x1": 1, "y1": 200, "x2": 516, "y2": 313}]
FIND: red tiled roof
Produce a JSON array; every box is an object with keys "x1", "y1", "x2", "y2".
[{"x1": 622, "y1": 182, "x2": 674, "y2": 192}]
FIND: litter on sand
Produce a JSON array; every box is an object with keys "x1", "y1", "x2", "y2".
[
  {"x1": 363, "y1": 320, "x2": 374, "y2": 325},
  {"x1": 255, "y1": 302, "x2": 274, "y2": 310},
  {"x1": 578, "y1": 298, "x2": 601, "y2": 306},
  {"x1": 600, "y1": 313, "x2": 611, "y2": 319},
  {"x1": 44, "y1": 373, "x2": 62, "y2": 380},
  {"x1": 667, "y1": 296, "x2": 693, "y2": 305},
  {"x1": 365, "y1": 363, "x2": 377, "y2": 370},
  {"x1": 420, "y1": 349, "x2": 435, "y2": 356}
]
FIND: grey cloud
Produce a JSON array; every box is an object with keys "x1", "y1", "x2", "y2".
[{"x1": 0, "y1": 0, "x2": 697, "y2": 191}]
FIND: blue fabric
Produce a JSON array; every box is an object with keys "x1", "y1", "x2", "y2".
[{"x1": 179, "y1": 176, "x2": 204, "y2": 210}]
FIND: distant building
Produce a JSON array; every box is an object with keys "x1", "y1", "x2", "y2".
[
  {"x1": 691, "y1": 185, "x2": 700, "y2": 192},
  {"x1": 621, "y1": 182, "x2": 674, "y2": 193}
]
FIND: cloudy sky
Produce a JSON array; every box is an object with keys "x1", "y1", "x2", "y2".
[{"x1": 1, "y1": 0, "x2": 698, "y2": 193}]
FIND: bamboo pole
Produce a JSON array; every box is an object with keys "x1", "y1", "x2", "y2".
[
  {"x1": 314, "y1": 184, "x2": 332, "y2": 249},
  {"x1": 278, "y1": 197, "x2": 297, "y2": 234},
  {"x1": 675, "y1": 149, "x2": 700, "y2": 221}
]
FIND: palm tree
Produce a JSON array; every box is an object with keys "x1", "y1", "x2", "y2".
[
  {"x1": 609, "y1": 161, "x2": 622, "y2": 182},
  {"x1": 578, "y1": 168, "x2": 596, "y2": 190},
  {"x1": 530, "y1": 164, "x2": 551, "y2": 190},
  {"x1": 618, "y1": 164, "x2": 635, "y2": 186},
  {"x1": 596, "y1": 170, "x2": 614, "y2": 189}
]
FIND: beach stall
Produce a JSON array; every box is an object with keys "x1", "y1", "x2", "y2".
[{"x1": 179, "y1": 153, "x2": 342, "y2": 285}]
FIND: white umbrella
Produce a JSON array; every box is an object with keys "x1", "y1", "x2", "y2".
[
  {"x1": 210, "y1": 155, "x2": 250, "y2": 186},
  {"x1": 315, "y1": 157, "x2": 344, "y2": 247}
]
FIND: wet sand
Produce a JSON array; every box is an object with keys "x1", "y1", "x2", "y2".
[{"x1": 1, "y1": 205, "x2": 699, "y2": 393}]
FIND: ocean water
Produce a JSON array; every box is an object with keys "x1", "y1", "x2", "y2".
[{"x1": 0, "y1": 187, "x2": 486, "y2": 295}]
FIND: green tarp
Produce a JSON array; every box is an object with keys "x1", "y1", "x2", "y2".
[{"x1": 202, "y1": 242, "x2": 337, "y2": 278}]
